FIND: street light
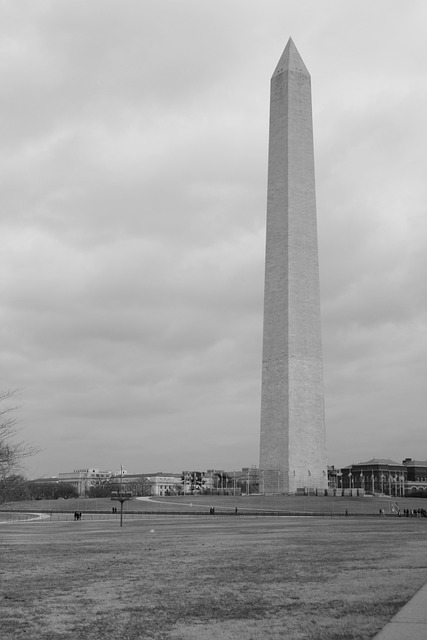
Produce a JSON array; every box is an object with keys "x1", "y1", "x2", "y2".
[{"x1": 111, "y1": 465, "x2": 132, "y2": 527}]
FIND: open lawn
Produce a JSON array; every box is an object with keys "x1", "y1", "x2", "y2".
[
  {"x1": 2, "y1": 514, "x2": 427, "y2": 639},
  {"x1": 3, "y1": 493, "x2": 427, "y2": 518}
]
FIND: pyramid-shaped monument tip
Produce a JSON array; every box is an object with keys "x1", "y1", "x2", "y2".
[{"x1": 272, "y1": 38, "x2": 310, "y2": 77}]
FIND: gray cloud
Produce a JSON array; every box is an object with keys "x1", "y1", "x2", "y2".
[{"x1": 1, "y1": 0, "x2": 426, "y2": 476}]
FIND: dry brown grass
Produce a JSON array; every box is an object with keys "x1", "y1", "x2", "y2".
[{"x1": 1, "y1": 515, "x2": 427, "y2": 639}]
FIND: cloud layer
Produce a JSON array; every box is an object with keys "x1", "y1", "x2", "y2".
[{"x1": 1, "y1": 1, "x2": 426, "y2": 476}]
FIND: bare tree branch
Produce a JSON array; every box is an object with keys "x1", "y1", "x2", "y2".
[{"x1": 0, "y1": 389, "x2": 39, "y2": 481}]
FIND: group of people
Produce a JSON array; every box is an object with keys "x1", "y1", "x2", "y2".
[
  {"x1": 73, "y1": 511, "x2": 82, "y2": 521},
  {"x1": 402, "y1": 508, "x2": 427, "y2": 517},
  {"x1": 208, "y1": 506, "x2": 239, "y2": 515},
  {"x1": 378, "y1": 507, "x2": 427, "y2": 517}
]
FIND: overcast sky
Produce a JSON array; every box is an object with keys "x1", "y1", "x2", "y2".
[{"x1": 1, "y1": 0, "x2": 426, "y2": 478}]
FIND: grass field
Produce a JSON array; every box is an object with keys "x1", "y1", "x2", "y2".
[
  {"x1": 3, "y1": 492, "x2": 427, "y2": 518},
  {"x1": 2, "y1": 504, "x2": 427, "y2": 640}
]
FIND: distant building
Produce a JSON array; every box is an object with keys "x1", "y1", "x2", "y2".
[
  {"x1": 91, "y1": 471, "x2": 182, "y2": 497},
  {"x1": 146, "y1": 473, "x2": 182, "y2": 496},
  {"x1": 341, "y1": 459, "x2": 406, "y2": 496},
  {"x1": 206, "y1": 468, "x2": 258, "y2": 495},
  {"x1": 31, "y1": 469, "x2": 183, "y2": 497},
  {"x1": 110, "y1": 473, "x2": 152, "y2": 497},
  {"x1": 42, "y1": 468, "x2": 114, "y2": 496},
  {"x1": 402, "y1": 459, "x2": 427, "y2": 495},
  {"x1": 327, "y1": 465, "x2": 341, "y2": 490},
  {"x1": 32, "y1": 458, "x2": 427, "y2": 500}
]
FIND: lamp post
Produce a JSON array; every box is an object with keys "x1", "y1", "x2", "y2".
[{"x1": 111, "y1": 465, "x2": 132, "y2": 527}]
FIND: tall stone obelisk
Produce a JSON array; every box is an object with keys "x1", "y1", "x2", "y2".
[{"x1": 259, "y1": 39, "x2": 327, "y2": 494}]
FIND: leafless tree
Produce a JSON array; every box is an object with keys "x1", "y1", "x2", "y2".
[{"x1": 0, "y1": 390, "x2": 38, "y2": 480}]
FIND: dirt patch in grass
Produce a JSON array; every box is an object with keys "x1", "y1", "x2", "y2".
[{"x1": 1, "y1": 517, "x2": 427, "y2": 639}]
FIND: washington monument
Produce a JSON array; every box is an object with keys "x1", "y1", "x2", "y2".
[{"x1": 259, "y1": 39, "x2": 328, "y2": 494}]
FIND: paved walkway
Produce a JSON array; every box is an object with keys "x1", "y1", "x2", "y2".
[{"x1": 373, "y1": 582, "x2": 427, "y2": 639}]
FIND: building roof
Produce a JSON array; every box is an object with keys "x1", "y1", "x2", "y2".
[{"x1": 354, "y1": 458, "x2": 403, "y2": 467}]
